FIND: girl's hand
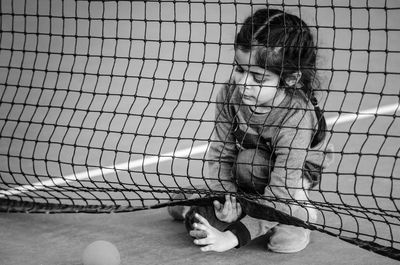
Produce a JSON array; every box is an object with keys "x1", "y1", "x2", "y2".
[
  {"x1": 214, "y1": 194, "x2": 242, "y2": 223},
  {"x1": 190, "y1": 213, "x2": 238, "y2": 252}
]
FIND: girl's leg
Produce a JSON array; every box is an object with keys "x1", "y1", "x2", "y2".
[
  {"x1": 233, "y1": 148, "x2": 273, "y2": 194},
  {"x1": 235, "y1": 148, "x2": 317, "y2": 253},
  {"x1": 267, "y1": 188, "x2": 317, "y2": 253}
]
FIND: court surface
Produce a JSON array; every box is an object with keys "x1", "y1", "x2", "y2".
[{"x1": 1, "y1": 208, "x2": 399, "y2": 265}]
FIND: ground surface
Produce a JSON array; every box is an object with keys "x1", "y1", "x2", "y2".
[{"x1": 1, "y1": 208, "x2": 398, "y2": 265}]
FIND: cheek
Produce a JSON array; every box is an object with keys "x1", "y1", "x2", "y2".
[
  {"x1": 259, "y1": 84, "x2": 278, "y2": 99},
  {"x1": 232, "y1": 72, "x2": 241, "y2": 84},
  {"x1": 233, "y1": 72, "x2": 256, "y2": 86},
  {"x1": 261, "y1": 78, "x2": 279, "y2": 89},
  {"x1": 260, "y1": 84, "x2": 275, "y2": 91},
  {"x1": 260, "y1": 89, "x2": 276, "y2": 100}
]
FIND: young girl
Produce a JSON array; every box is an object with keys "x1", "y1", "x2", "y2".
[{"x1": 169, "y1": 8, "x2": 333, "y2": 253}]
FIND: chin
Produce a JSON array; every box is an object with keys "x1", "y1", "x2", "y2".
[{"x1": 241, "y1": 98, "x2": 254, "y2": 107}]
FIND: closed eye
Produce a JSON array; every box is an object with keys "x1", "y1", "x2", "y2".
[
  {"x1": 252, "y1": 74, "x2": 264, "y2": 83},
  {"x1": 253, "y1": 73, "x2": 272, "y2": 84},
  {"x1": 235, "y1": 65, "x2": 244, "y2": 73}
]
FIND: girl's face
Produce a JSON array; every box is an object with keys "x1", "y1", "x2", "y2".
[{"x1": 233, "y1": 49, "x2": 284, "y2": 113}]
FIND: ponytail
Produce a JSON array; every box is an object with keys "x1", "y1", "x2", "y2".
[{"x1": 310, "y1": 95, "x2": 326, "y2": 148}]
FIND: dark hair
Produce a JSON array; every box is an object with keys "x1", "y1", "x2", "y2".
[{"x1": 235, "y1": 8, "x2": 326, "y2": 147}]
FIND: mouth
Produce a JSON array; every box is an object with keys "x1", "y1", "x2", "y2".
[{"x1": 241, "y1": 94, "x2": 252, "y2": 101}]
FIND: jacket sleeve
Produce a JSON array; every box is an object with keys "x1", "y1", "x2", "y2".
[{"x1": 205, "y1": 84, "x2": 238, "y2": 193}]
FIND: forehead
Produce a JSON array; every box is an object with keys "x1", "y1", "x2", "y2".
[
  {"x1": 234, "y1": 49, "x2": 275, "y2": 76},
  {"x1": 234, "y1": 49, "x2": 256, "y2": 66}
]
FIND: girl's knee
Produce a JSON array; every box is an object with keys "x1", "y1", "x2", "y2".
[
  {"x1": 234, "y1": 148, "x2": 274, "y2": 193},
  {"x1": 293, "y1": 188, "x2": 317, "y2": 222}
]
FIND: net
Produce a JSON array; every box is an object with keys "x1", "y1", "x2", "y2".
[{"x1": 0, "y1": 0, "x2": 399, "y2": 260}]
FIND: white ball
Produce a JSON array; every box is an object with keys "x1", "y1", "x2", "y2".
[{"x1": 82, "y1": 240, "x2": 121, "y2": 265}]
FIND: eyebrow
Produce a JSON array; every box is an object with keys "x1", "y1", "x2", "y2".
[{"x1": 234, "y1": 60, "x2": 270, "y2": 77}]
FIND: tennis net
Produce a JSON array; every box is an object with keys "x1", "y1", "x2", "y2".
[{"x1": 0, "y1": 0, "x2": 399, "y2": 260}]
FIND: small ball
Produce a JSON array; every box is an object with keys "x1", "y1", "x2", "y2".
[{"x1": 82, "y1": 240, "x2": 121, "y2": 265}]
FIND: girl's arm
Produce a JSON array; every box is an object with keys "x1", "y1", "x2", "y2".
[
  {"x1": 205, "y1": 84, "x2": 238, "y2": 193},
  {"x1": 263, "y1": 108, "x2": 314, "y2": 216}
]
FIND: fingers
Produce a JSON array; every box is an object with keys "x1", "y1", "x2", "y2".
[
  {"x1": 230, "y1": 195, "x2": 242, "y2": 216},
  {"x1": 192, "y1": 231, "x2": 216, "y2": 252},
  {"x1": 214, "y1": 195, "x2": 242, "y2": 223},
  {"x1": 214, "y1": 195, "x2": 238, "y2": 211},
  {"x1": 193, "y1": 222, "x2": 209, "y2": 233},
  {"x1": 189, "y1": 229, "x2": 207, "y2": 239},
  {"x1": 193, "y1": 237, "x2": 211, "y2": 246},
  {"x1": 225, "y1": 194, "x2": 238, "y2": 208},
  {"x1": 230, "y1": 195, "x2": 237, "y2": 211},
  {"x1": 193, "y1": 238, "x2": 213, "y2": 252},
  {"x1": 223, "y1": 195, "x2": 232, "y2": 215},
  {"x1": 236, "y1": 201, "x2": 242, "y2": 215},
  {"x1": 224, "y1": 195, "x2": 241, "y2": 215},
  {"x1": 194, "y1": 213, "x2": 210, "y2": 226},
  {"x1": 200, "y1": 245, "x2": 213, "y2": 252},
  {"x1": 191, "y1": 213, "x2": 214, "y2": 251},
  {"x1": 213, "y1": 200, "x2": 222, "y2": 211}
]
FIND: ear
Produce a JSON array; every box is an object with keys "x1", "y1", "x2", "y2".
[{"x1": 285, "y1": 71, "x2": 302, "y2": 88}]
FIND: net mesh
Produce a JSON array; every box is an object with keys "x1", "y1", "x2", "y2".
[{"x1": 0, "y1": 0, "x2": 399, "y2": 260}]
